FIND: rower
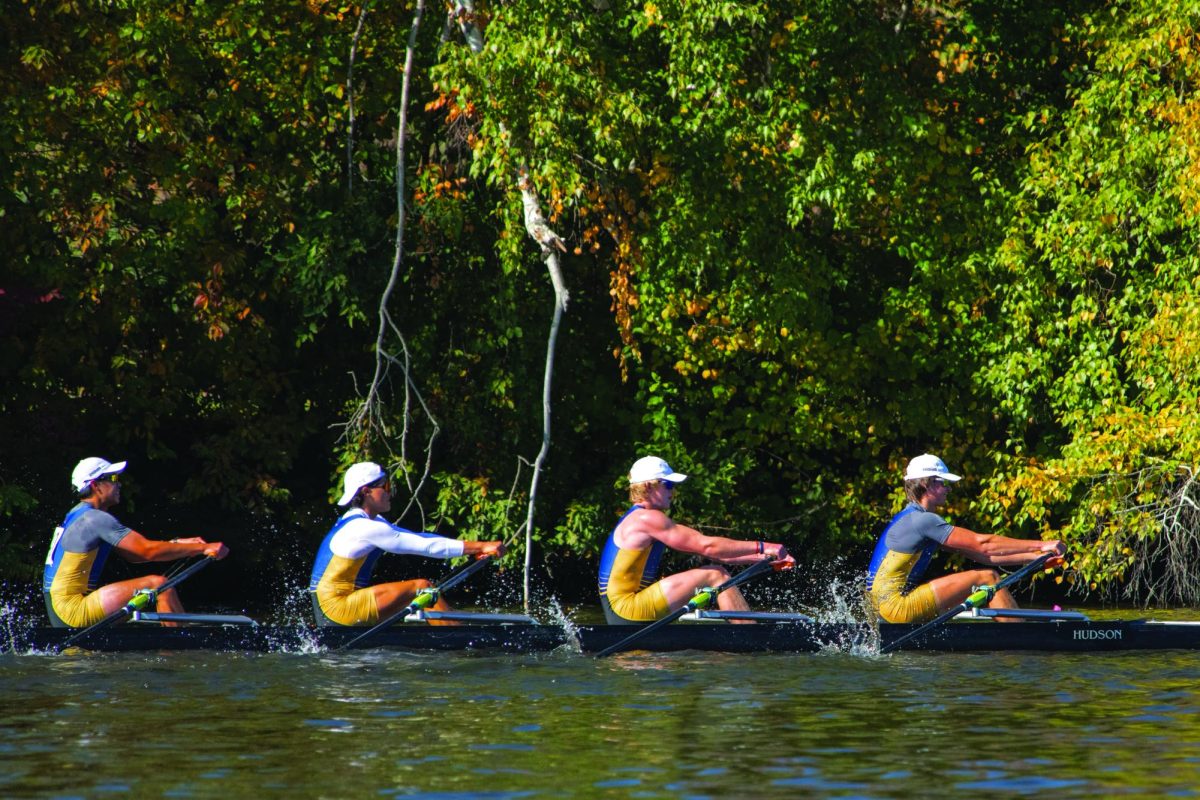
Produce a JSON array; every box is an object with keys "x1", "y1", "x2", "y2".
[
  {"x1": 308, "y1": 461, "x2": 504, "y2": 627},
  {"x1": 43, "y1": 457, "x2": 230, "y2": 628},
  {"x1": 598, "y1": 456, "x2": 794, "y2": 624},
  {"x1": 866, "y1": 453, "x2": 1065, "y2": 624}
]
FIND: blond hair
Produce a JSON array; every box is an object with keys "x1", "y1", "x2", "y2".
[{"x1": 629, "y1": 481, "x2": 661, "y2": 506}]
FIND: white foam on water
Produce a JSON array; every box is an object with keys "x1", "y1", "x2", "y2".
[
  {"x1": 261, "y1": 576, "x2": 323, "y2": 653},
  {"x1": 543, "y1": 598, "x2": 582, "y2": 653}
]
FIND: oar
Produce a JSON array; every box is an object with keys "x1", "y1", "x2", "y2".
[
  {"x1": 56, "y1": 556, "x2": 215, "y2": 651},
  {"x1": 336, "y1": 555, "x2": 495, "y2": 651},
  {"x1": 594, "y1": 558, "x2": 776, "y2": 658},
  {"x1": 879, "y1": 552, "x2": 1056, "y2": 654}
]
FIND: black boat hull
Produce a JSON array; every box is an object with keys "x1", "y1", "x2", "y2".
[{"x1": 6, "y1": 619, "x2": 1200, "y2": 654}]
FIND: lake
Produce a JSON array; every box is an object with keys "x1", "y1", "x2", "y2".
[{"x1": 3, "y1": 632, "x2": 1200, "y2": 798}]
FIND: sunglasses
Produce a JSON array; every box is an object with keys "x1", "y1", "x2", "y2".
[
  {"x1": 660, "y1": 480, "x2": 677, "y2": 491},
  {"x1": 366, "y1": 478, "x2": 392, "y2": 493},
  {"x1": 92, "y1": 474, "x2": 120, "y2": 485}
]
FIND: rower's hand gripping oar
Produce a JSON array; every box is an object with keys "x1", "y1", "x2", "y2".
[
  {"x1": 337, "y1": 554, "x2": 496, "y2": 651},
  {"x1": 879, "y1": 552, "x2": 1056, "y2": 655},
  {"x1": 56, "y1": 556, "x2": 216, "y2": 651},
  {"x1": 594, "y1": 557, "x2": 777, "y2": 658}
]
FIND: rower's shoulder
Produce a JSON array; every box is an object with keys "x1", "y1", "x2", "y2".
[{"x1": 623, "y1": 505, "x2": 670, "y2": 526}]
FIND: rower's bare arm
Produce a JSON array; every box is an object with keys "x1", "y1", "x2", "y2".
[
  {"x1": 651, "y1": 519, "x2": 787, "y2": 564},
  {"x1": 116, "y1": 531, "x2": 229, "y2": 562},
  {"x1": 464, "y1": 540, "x2": 505, "y2": 558},
  {"x1": 945, "y1": 527, "x2": 1064, "y2": 566}
]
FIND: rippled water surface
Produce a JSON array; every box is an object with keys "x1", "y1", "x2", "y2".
[{"x1": 3, "y1": 641, "x2": 1200, "y2": 798}]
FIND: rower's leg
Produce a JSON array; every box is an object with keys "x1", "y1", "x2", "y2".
[
  {"x1": 930, "y1": 568, "x2": 999, "y2": 607},
  {"x1": 985, "y1": 588, "x2": 1022, "y2": 621},
  {"x1": 155, "y1": 587, "x2": 185, "y2": 614},
  {"x1": 95, "y1": 575, "x2": 186, "y2": 626},
  {"x1": 372, "y1": 579, "x2": 458, "y2": 626},
  {"x1": 659, "y1": 567, "x2": 755, "y2": 623},
  {"x1": 929, "y1": 569, "x2": 1023, "y2": 622},
  {"x1": 715, "y1": 586, "x2": 752, "y2": 618}
]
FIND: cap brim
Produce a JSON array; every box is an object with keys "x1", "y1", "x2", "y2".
[
  {"x1": 664, "y1": 472, "x2": 687, "y2": 482},
  {"x1": 904, "y1": 470, "x2": 962, "y2": 482},
  {"x1": 104, "y1": 461, "x2": 128, "y2": 476},
  {"x1": 336, "y1": 489, "x2": 358, "y2": 506}
]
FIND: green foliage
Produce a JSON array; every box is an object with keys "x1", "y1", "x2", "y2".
[
  {"x1": 4, "y1": 0, "x2": 1199, "y2": 605},
  {"x1": 429, "y1": 472, "x2": 524, "y2": 563},
  {"x1": 973, "y1": 0, "x2": 1200, "y2": 597}
]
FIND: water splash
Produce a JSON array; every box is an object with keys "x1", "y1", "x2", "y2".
[
  {"x1": 750, "y1": 557, "x2": 883, "y2": 656},
  {"x1": 261, "y1": 575, "x2": 322, "y2": 654},
  {"x1": 0, "y1": 581, "x2": 45, "y2": 655},
  {"x1": 542, "y1": 598, "x2": 581, "y2": 653}
]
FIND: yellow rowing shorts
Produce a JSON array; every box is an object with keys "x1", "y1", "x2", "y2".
[
  {"x1": 48, "y1": 590, "x2": 107, "y2": 628},
  {"x1": 876, "y1": 583, "x2": 938, "y2": 623},
  {"x1": 606, "y1": 582, "x2": 670, "y2": 622},
  {"x1": 315, "y1": 585, "x2": 381, "y2": 627}
]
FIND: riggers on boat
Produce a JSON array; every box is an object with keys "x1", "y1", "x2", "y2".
[{"x1": 7, "y1": 607, "x2": 1200, "y2": 654}]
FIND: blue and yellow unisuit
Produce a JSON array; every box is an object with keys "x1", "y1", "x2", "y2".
[
  {"x1": 866, "y1": 503, "x2": 953, "y2": 623},
  {"x1": 308, "y1": 509, "x2": 465, "y2": 626},
  {"x1": 597, "y1": 505, "x2": 670, "y2": 623},
  {"x1": 43, "y1": 503, "x2": 132, "y2": 628}
]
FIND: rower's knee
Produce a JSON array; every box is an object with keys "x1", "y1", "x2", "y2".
[
  {"x1": 972, "y1": 568, "x2": 1001, "y2": 586},
  {"x1": 413, "y1": 578, "x2": 435, "y2": 591}
]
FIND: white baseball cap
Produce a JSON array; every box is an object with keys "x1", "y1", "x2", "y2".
[
  {"x1": 904, "y1": 454, "x2": 961, "y2": 482},
  {"x1": 337, "y1": 461, "x2": 387, "y2": 506},
  {"x1": 629, "y1": 456, "x2": 688, "y2": 485},
  {"x1": 72, "y1": 457, "x2": 127, "y2": 492}
]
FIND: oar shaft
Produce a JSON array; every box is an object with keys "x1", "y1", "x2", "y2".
[
  {"x1": 434, "y1": 554, "x2": 494, "y2": 594},
  {"x1": 594, "y1": 558, "x2": 774, "y2": 658},
  {"x1": 880, "y1": 552, "x2": 1055, "y2": 654},
  {"x1": 992, "y1": 552, "x2": 1055, "y2": 593},
  {"x1": 337, "y1": 555, "x2": 495, "y2": 651},
  {"x1": 59, "y1": 557, "x2": 215, "y2": 650}
]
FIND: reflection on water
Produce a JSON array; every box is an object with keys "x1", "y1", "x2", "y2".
[{"x1": 3, "y1": 646, "x2": 1200, "y2": 797}]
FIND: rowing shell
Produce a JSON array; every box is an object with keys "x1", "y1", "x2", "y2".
[{"x1": 6, "y1": 615, "x2": 1200, "y2": 654}]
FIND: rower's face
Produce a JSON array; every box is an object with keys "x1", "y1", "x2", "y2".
[
  {"x1": 925, "y1": 478, "x2": 949, "y2": 507},
  {"x1": 652, "y1": 480, "x2": 676, "y2": 509},
  {"x1": 361, "y1": 478, "x2": 392, "y2": 514},
  {"x1": 91, "y1": 474, "x2": 121, "y2": 506}
]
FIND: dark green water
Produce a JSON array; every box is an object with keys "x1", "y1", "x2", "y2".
[{"x1": 3, "y1": 642, "x2": 1200, "y2": 798}]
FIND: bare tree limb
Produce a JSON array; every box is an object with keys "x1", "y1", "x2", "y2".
[
  {"x1": 337, "y1": 0, "x2": 440, "y2": 530},
  {"x1": 516, "y1": 169, "x2": 569, "y2": 610},
  {"x1": 452, "y1": 0, "x2": 485, "y2": 54},
  {"x1": 345, "y1": 1, "x2": 374, "y2": 194}
]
